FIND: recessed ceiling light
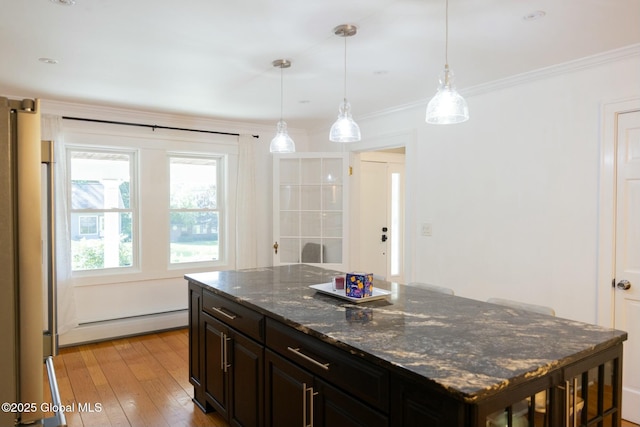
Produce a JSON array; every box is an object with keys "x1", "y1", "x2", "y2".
[
  {"x1": 523, "y1": 10, "x2": 546, "y2": 21},
  {"x1": 50, "y1": 0, "x2": 76, "y2": 5},
  {"x1": 38, "y1": 57, "x2": 59, "y2": 64}
]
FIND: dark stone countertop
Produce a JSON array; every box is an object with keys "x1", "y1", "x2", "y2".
[{"x1": 185, "y1": 264, "x2": 627, "y2": 403}]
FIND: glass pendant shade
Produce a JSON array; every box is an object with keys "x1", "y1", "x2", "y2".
[
  {"x1": 270, "y1": 59, "x2": 295, "y2": 153},
  {"x1": 426, "y1": 66, "x2": 469, "y2": 124},
  {"x1": 270, "y1": 119, "x2": 295, "y2": 153},
  {"x1": 329, "y1": 99, "x2": 361, "y2": 143}
]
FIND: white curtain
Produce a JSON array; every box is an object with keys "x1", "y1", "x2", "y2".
[
  {"x1": 235, "y1": 134, "x2": 257, "y2": 269},
  {"x1": 41, "y1": 115, "x2": 78, "y2": 335}
]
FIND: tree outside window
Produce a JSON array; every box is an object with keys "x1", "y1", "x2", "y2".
[{"x1": 169, "y1": 155, "x2": 221, "y2": 264}]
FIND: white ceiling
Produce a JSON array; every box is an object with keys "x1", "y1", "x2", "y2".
[{"x1": 2, "y1": 0, "x2": 639, "y2": 131}]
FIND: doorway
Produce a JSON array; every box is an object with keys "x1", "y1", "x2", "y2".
[
  {"x1": 613, "y1": 109, "x2": 640, "y2": 424},
  {"x1": 599, "y1": 100, "x2": 640, "y2": 425},
  {"x1": 352, "y1": 148, "x2": 405, "y2": 283}
]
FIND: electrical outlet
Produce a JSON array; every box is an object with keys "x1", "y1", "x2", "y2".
[{"x1": 421, "y1": 223, "x2": 432, "y2": 236}]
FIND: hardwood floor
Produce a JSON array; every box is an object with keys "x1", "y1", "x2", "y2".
[
  {"x1": 42, "y1": 329, "x2": 227, "y2": 427},
  {"x1": 43, "y1": 328, "x2": 639, "y2": 427}
]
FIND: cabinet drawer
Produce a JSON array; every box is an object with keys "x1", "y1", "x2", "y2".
[
  {"x1": 266, "y1": 318, "x2": 389, "y2": 411},
  {"x1": 202, "y1": 290, "x2": 264, "y2": 343}
]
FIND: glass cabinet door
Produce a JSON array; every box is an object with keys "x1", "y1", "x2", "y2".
[{"x1": 273, "y1": 154, "x2": 347, "y2": 268}]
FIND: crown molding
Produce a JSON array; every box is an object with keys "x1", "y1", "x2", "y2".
[
  {"x1": 359, "y1": 43, "x2": 640, "y2": 123},
  {"x1": 463, "y1": 43, "x2": 640, "y2": 97}
]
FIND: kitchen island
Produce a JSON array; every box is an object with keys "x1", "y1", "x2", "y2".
[{"x1": 186, "y1": 264, "x2": 627, "y2": 427}]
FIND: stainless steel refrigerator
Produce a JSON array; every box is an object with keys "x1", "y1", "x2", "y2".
[{"x1": 1, "y1": 97, "x2": 65, "y2": 426}]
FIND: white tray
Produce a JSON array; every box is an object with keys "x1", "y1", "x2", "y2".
[{"x1": 309, "y1": 282, "x2": 391, "y2": 304}]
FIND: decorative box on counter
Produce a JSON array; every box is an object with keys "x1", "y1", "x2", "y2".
[{"x1": 345, "y1": 272, "x2": 374, "y2": 298}]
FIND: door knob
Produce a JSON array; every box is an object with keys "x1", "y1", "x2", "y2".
[{"x1": 616, "y1": 280, "x2": 631, "y2": 290}]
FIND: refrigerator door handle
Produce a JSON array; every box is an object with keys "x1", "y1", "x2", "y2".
[{"x1": 41, "y1": 140, "x2": 58, "y2": 358}]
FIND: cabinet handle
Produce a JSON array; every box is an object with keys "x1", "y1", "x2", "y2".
[
  {"x1": 287, "y1": 347, "x2": 330, "y2": 371},
  {"x1": 302, "y1": 383, "x2": 318, "y2": 427},
  {"x1": 220, "y1": 332, "x2": 232, "y2": 373},
  {"x1": 220, "y1": 332, "x2": 225, "y2": 371},
  {"x1": 210, "y1": 306, "x2": 238, "y2": 320}
]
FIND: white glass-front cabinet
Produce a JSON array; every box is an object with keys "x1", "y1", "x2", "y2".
[{"x1": 273, "y1": 153, "x2": 348, "y2": 270}]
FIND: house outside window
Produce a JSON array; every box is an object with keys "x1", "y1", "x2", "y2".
[{"x1": 69, "y1": 149, "x2": 135, "y2": 271}]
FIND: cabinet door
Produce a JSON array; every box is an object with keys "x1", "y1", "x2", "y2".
[
  {"x1": 315, "y1": 378, "x2": 388, "y2": 427},
  {"x1": 203, "y1": 313, "x2": 230, "y2": 419},
  {"x1": 265, "y1": 350, "x2": 315, "y2": 427},
  {"x1": 230, "y1": 332, "x2": 264, "y2": 427}
]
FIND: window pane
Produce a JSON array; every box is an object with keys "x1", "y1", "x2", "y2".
[
  {"x1": 69, "y1": 149, "x2": 135, "y2": 273},
  {"x1": 301, "y1": 159, "x2": 321, "y2": 184},
  {"x1": 70, "y1": 151, "x2": 131, "y2": 209},
  {"x1": 71, "y1": 212, "x2": 133, "y2": 271},
  {"x1": 323, "y1": 158, "x2": 343, "y2": 184},
  {"x1": 79, "y1": 216, "x2": 98, "y2": 235},
  {"x1": 280, "y1": 238, "x2": 299, "y2": 263},
  {"x1": 170, "y1": 211, "x2": 219, "y2": 263},
  {"x1": 170, "y1": 157, "x2": 217, "y2": 209}
]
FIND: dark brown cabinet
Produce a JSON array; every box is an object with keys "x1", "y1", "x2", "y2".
[
  {"x1": 229, "y1": 329, "x2": 263, "y2": 427},
  {"x1": 264, "y1": 317, "x2": 388, "y2": 427},
  {"x1": 202, "y1": 313, "x2": 229, "y2": 419},
  {"x1": 265, "y1": 349, "x2": 313, "y2": 427},
  {"x1": 265, "y1": 349, "x2": 387, "y2": 427},
  {"x1": 194, "y1": 289, "x2": 265, "y2": 427}
]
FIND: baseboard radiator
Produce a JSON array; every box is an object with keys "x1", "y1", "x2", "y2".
[{"x1": 59, "y1": 309, "x2": 188, "y2": 347}]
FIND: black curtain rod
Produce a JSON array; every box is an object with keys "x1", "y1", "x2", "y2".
[{"x1": 61, "y1": 116, "x2": 259, "y2": 138}]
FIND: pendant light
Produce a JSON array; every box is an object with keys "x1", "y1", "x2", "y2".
[
  {"x1": 329, "y1": 24, "x2": 361, "y2": 143},
  {"x1": 426, "y1": 0, "x2": 469, "y2": 124},
  {"x1": 270, "y1": 59, "x2": 295, "y2": 153}
]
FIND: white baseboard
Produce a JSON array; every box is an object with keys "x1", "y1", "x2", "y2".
[{"x1": 58, "y1": 310, "x2": 188, "y2": 347}]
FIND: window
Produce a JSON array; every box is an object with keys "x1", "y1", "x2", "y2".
[
  {"x1": 169, "y1": 155, "x2": 222, "y2": 264},
  {"x1": 69, "y1": 149, "x2": 135, "y2": 271},
  {"x1": 78, "y1": 215, "x2": 98, "y2": 236}
]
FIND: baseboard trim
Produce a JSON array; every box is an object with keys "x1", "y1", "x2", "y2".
[{"x1": 58, "y1": 310, "x2": 188, "y2": 347}]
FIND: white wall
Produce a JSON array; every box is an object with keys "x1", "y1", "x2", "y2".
[{"x1": 308, "y1": 49, "x2": 640, "y2": 324}]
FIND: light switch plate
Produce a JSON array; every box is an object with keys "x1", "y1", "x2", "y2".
[{"x1": 421, "y1": 223, "x2": 432, "y2": 236}]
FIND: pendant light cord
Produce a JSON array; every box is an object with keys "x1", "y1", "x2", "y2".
[
  {"x1": 445, "y1": 0, "x2": 449, "y2": 67},
  {"x1": 279, "y1": 65, "x2": 284, "y2": 120},
  {"x1": 343, "y1": 35, "x2": 348, "y2": 102}
]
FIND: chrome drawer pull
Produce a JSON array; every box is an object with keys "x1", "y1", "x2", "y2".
[
  {"x1": 211, "y1": 306, "x2": 238, "y2": 320},
  {"x1": 287, "y1": 346, "x2": 330, "y2": 371}
]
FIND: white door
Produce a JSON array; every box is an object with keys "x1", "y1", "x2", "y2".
[
  {"x1": 615, "y1": 110, "x2": 640, "y2": 424},
  {"x1": 357, "y1": 152, "x2": 405, "y2": 282},
  {"x1": 360, "y1": 161, "x2": 387, "y2": 278},
  {"x1": 273, "y1": 153, "x2": 348, "y2": 270}
]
